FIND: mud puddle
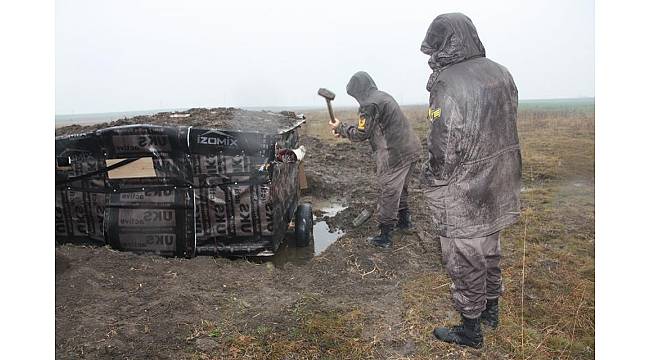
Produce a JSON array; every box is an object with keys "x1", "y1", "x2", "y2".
[
  {"x1": 313, "y1": 203, "x2": 347, "y2": 254},
  {"x1": 268, "y1": 199, "x2": 347, "y2": 266}
]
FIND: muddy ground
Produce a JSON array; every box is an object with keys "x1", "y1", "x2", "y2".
[
  {"x1": 55, "y1": 132, "x2": 439, "y2": 359},
  {"x1": 55, "y1": 105, "x2": 595, "y2": 359}
]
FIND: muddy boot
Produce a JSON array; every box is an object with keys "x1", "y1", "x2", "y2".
[
  {"x1": 368, "y1": 224, "x2": 393, "y2": 248},
  {"x1": 396, "y1": 208, "x2": 414, "y2": 233},
  {"x1": 433, "y1": 315, "x2": 483, "y2": 349},
  {"x1": 480, "y1": 298, "x2": 499, "y2": 329}
]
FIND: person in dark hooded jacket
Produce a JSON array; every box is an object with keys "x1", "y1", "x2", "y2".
[
  {"x1": 420, "y1": 13, "x2": 521, "y2": 348},
  {"x1": 329, "y1": 71, "x2": 422, "y2": 248}
]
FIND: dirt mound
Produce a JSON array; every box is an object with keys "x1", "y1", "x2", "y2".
[{"x1": 55, "y1": 108, "x2": 304, "y2": 136}]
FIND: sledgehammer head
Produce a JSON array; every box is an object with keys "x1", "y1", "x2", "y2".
[{"x1": 318, "y1": 88, "x2": 336, "y2": 101}]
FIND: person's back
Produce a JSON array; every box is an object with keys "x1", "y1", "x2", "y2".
[
  {"x1": 426, "y1": 55, "x2": 521, "y2": 238},
  {"x1": 344, "y1": 72, "x2": 421, "y2": 174}
]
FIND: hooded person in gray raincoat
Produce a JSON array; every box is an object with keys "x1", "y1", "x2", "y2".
[
  {"x1": 420, "y1": 13, "x2": 521, "y2": 348},
  {"x1": 329, "y1": 71, "x2": 422, "y2": 248}
]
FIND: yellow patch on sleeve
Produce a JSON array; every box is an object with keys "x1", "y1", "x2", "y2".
[
  {"x1": 427, "y1": 107, "x2": 442, "y2": 122},
  {"x1": 358, "y1": 115, "x2": 366, "y2": 130}
]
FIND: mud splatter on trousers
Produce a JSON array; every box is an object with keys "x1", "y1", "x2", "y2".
[
  {"x1": 440, "y1": 231, "x2": 503, "y2": 319},
  {"x1": 377, "y1": 162, "x2": 416, "y2": 226}
]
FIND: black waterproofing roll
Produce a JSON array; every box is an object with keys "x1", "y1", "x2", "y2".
[{"x1": 55, "y1": 112, "x2": 305, "y2": 257}]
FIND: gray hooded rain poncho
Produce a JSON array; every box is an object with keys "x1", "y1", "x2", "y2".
[
  {"x1": 337, "y1": 72, "x2": 422, "y2": 226},
  {"x1": 420, "y1": 12, "x2": 522, "y2": 321},
  {"x1": 421, "y1": 13, "x2": 522, "y2": 239}
]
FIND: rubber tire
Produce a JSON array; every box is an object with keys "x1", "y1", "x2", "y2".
[{"x1": 294, "y1": 203, "x2": 313, "y2": 247}]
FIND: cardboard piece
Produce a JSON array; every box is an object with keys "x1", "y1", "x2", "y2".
[{"x1": 107, "y1": 158, "x2": 156, "y2": 179}]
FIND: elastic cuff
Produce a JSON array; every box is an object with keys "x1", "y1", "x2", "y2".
[{"x1": 461, "y1": 312, "x2": 482, "y2": 320}]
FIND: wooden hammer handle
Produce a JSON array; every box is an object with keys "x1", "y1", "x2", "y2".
[{"x1": 326, "y1": 99, "x2": 335, "y2": 123}]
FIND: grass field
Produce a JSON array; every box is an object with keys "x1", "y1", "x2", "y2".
[{"x1": 299, "y1": 100, "x2": 595, "y2": 359}]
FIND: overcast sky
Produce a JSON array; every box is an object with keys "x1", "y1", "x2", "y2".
[{"x1": 55, "y1": 0, "x2": 594, "y2": 114}]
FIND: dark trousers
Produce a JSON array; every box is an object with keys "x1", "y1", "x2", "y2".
[
  {"x1": 377, "y1": 162, "x2": 415, "y2": 226},
  {"x1": 439, "y1": 231, "x2": 503, "y2": 319}
]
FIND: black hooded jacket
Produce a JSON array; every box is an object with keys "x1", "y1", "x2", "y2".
[
  {"x1": 336, "y1": 71, "x2": 422, "y2": 175},
  {"x1": 421, "y1": 13, "x2": 521, "y2": 238}
]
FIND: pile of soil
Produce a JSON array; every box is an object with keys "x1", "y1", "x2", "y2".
[{"x1": 55, "y1": 108, "x2": 304, "y2": 137}]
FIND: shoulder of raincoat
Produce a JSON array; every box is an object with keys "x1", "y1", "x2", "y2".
[
  {"x1": 337, "y1": 71, "x2": 422, "y2": 174},
  {"x1": 420, "y1": 13, "x2": 522, "y2": 238}
]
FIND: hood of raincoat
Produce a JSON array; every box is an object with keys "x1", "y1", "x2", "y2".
[
  {"x1": 346, "y1": 71, "x2": 378, "y2": 106},
  {"x1": 420, "y1": 13, "x2": 485, "y2": 91}
]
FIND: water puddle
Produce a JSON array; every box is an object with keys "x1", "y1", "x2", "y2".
[
  {"x1": 269, "y1": 199, "x2": 347, "y2": 266},
  {"x1": 313, "y1": 204, "x2": 346, "y2": 255}
]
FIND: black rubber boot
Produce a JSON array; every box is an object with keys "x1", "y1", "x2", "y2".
[
  {"x1": 368, "y1": 224, "x2": 393, "y2": 248},
  {"x1": 480, "y1": 298, "x2": 499, "y2": 329},
  {"x1": 396, "y1": 208, "x2": 414, "y2": 232},
  {"x1": 433, "y1": 315, "x2": 483, "y2": 349}
]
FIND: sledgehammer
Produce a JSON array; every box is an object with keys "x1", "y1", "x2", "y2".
[{"x1": 317, "y1": 88, "x2": 336, "y2": 124}]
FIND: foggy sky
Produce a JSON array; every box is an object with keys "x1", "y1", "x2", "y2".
[{"x1": 55, "y1": 0, "x2": 594, "y2": 114}]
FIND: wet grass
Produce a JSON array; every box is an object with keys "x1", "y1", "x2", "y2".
[
  {"x1": 323, "y1": 103, "x2": 592, "y2": 359},
  {"x1": 189, "y1": 296, "x2": 372, "y2": 360},
  {"x1": 189, "y1": 102, "x2": 595, "y2": 359}
]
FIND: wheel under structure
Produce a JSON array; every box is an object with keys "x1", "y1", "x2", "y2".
[{"x1": 294, "y1": 203, "x2": 313, "y2": 247}]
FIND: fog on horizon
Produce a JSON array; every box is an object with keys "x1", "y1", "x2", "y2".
[{"x1": 56, "y1": 0, "x2": 594, "y2": 115}]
